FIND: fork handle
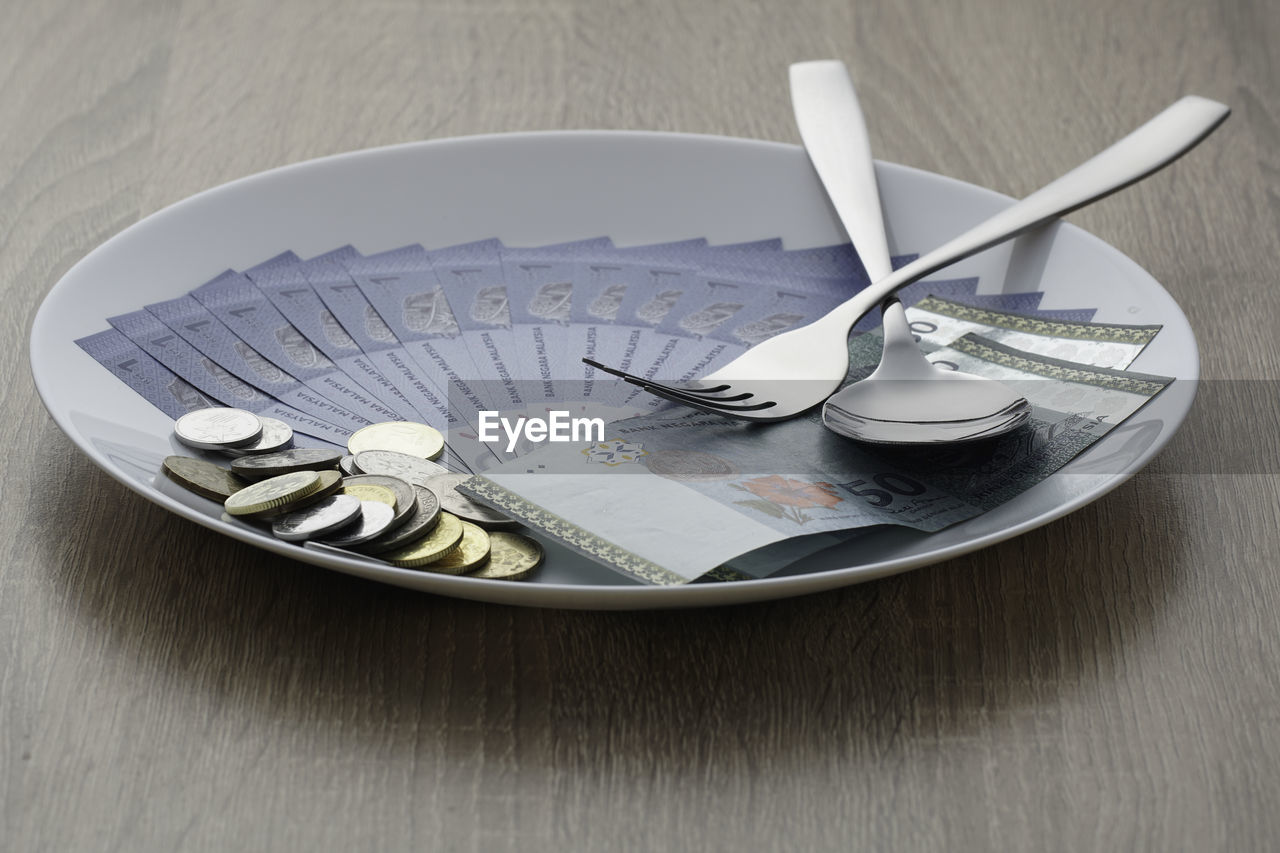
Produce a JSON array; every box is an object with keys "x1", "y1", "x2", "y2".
[{"x1": 819, "y1": 95, "x2": 1230, "y2": 331}]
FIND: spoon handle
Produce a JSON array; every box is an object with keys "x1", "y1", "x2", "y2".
[
  {"x1": 790, "y1": 60, "x2": 895, "y2": 282},
  {"x1": 824, "y1": 95, "x2": 1231, "y2": 330},
  {"x1": 790, "y1": 59, "x2": 930, "y2": 374}
]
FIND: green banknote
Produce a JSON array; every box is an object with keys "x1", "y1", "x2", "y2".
[
  {"x1": 847, "y1": 295, "x2": 1162, "y2": 378},
  {"x1": 462, "y1": 333, "x2": 1173, "y2": 585}
]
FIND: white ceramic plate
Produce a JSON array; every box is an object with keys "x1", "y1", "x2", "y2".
[{"x1": 30, "y1": 131, "x2": 1197, "y2": 609}]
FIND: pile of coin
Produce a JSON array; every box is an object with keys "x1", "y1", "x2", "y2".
[{"x1": 162, "y1": 408, "x2": 543, "y2": 581}]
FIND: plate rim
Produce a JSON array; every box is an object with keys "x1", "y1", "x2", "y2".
[{"x1": 30, "y1": 129, "x2": 1199, "y2": 609}]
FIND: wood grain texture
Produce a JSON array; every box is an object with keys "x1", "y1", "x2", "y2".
[{"x1": 3, "y1": 0, "x2": 1278, "y2": 849}]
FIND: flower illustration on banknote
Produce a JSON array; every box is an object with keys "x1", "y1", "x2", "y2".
[
  {"x1": 636, "y1": 290, "x2": 682, "y2": 325},
  {"x1": 203, "y1": 358, "x2": 260, "y2": 402},
  {"x1": 734, "y1": 312, "x2": 805, "y2": 346},
  {"x1": 730, "y1": 475, "x2": 842, "y2": 525},
  {"x1": 678, "y1": 302, "x2": 743, "y2": 337},
  {"x1": 277, "y1": 324, "x2": 328, "y2": 368},
  {"x1": 589, "y1": 284, "x2": 626, "y2": 320},
  {"x1": 582, "y1": 439, "x2": 648, "y2": 466},
  {"x1": 169, "y1": 378, "x2": 213, "y2": 412},
  {"x1": 529, "y1": 281, "x2": 573, "y2": 322},
  {"x1": 235, "y1": 341, "x2": 286, "y2": 382},
  {"x1": 471, "y1": 287, "x2": 510, "y2": 326},
  {"x1": 321, "y1": 310, "x2": 357, "y2": 349},
  {"x1": 364, "y1": 305, "x2": 397, "y2": 342},
  {"x1": 403, "y1": 289, "x2": 461, "y2": 335}
]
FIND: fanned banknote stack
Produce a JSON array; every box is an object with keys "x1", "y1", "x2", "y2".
[{"x1": 76, "y1": 235, "x2": 1172, "y2": 585}]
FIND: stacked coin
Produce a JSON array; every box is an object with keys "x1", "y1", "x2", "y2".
[
  {"x1": 164, "y1": 407, "x2": 542, "y2": 581},
  {"x1": 173, "y1": 408, "x2": 295, "y2": 456}
]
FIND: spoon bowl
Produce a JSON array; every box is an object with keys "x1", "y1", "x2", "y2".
[
  {"x1": 791, "y1": 61, "x2": 1030, "y2": 443},
  {"x1": 820, "y1": 298, "x2": 1031, "y2": 442},
  {"x1": 596, "y1": 89, "x2": 1229, "y2": 427}
]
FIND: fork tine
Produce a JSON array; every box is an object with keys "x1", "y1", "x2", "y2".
[
  {"x1": 616, "y1": 374, "x2": 759, "y2": 403},
  {"x1": 581, "y1": 358, "x2": 782, "y2": 411},
  {"x1": 581, "y1": 358, "x2": 734, "y2": 395},
  {"x1": 641, "y1": 382, "x2": 781, "y2": 415},
  {"x1": 633, "y1": 385, "x2": 759, "y2": 403},
  {"x1": 600, "y1": 367, "x2": 773, "y2": 408},
  {"x1": 580, "y1": 357, "x2": 633, "y2": 380},
  {"x1": 639, "y1": 385, "x2": 737, "y2": 417},
  {"x1": 647, "y1": 384, "x2": 738, "y2": 397},
  {"x1": 626, "y1": 378, "x2": 779, "y2": 412}
]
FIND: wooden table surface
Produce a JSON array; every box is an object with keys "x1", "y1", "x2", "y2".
[{"x1": 5, "y1": 0, "x2": 1278, "y2": 849}]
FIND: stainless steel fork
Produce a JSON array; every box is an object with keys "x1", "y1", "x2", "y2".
[{"x1": 585, "y1": 94, "x2": 1229, "y2": 421}]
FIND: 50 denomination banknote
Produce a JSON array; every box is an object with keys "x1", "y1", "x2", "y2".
[{"x1": 461, "y1": 333, "x2": 1174, "y2": 584}]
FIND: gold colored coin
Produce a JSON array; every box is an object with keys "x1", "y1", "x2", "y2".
[
  {"x1": 423, "y1": 521, "x2": 491, "y2": 575},
  {"x1": 223, "y1": 471, "x2": 322, "y2": 518},
  {"x1": 162, "y1": 456, "x2": 249, "y2": 501},
  {"x1": 340, "y1": 482, "x2": 397, "y2": 509},
  {"x1": 347, "y1": 421, "x2": 445, "y2": 461},
  {"x1": 290, "y1": 470, "x2": 344, "y2": 509},
  {"x1": 469, "y1": 532, "x2": 544, "y2": 581},
  {"x1": 338, "y1": 474, "x2": 417, "y2": 530},
  {"x1": 380, "y1": 512, "x2": 464, "y2": 568}
]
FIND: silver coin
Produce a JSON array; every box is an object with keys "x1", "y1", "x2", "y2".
[
  {"x1": 352, "y1": 449, "x2": 449, "y2": 486},
  {"x1": 339, "y1": 454, "x2": 361, "y2": 475},
  {"x1": 271, "y1": 493, "x2": 363, "y2": 542},
  {"x1": 339, "y1": 474, "x2": 418, "y2": 531},
  {"x1": 318, "y1": 500, "x2": 397, "y2": 546},
  {"x1": 230, "y1": 447, "x2": 344, "y2": 480},
  {"x1": 422, "y1": 472, "x2": 520, "y2": 529},
  {"x1": 174, "y1": 407, "x2": 263, "y2": 450},
  {"x1": 220, "y1": 417, "x2": 295, "y2": 456},
  {"x1": 354, "y1": 485, "x2": 443, "y2": 554}
]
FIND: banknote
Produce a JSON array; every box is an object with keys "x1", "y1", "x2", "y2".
[
  {"x1": 77, "y1": 235, "x2": 1130, "y2": 487},
  {"x1": 343, "y1": 244, "x2": 502, "y2": 415},
  {"x1": 244, "y1": 251, "x2": 432, "y2": 422},
  {"x1": 586, "y1": 270, "x2": 696, "y2": 410},
  {"x1": 636, "y1": 286, "x2": 1094, "y2": 407},
  {"x1": 191, "y1": 266, "x2": 434, "y2": 428},
  {"x1": 79, "y1": 328, "x2": 346, "y2": 453},
  {"x1": 461, "y1": 333, "x2": 1174, "y2": 584},
  {"x1": 609, "y1": 237, "x2": 781, "y2": 265},
  {"x1": 557, "y1": 238, "x2": 723, "y2": 408},
  {"x1": 586, "y1": 245, "x2": 836, "y2": 410},
  {"x1": 105, "y1": 309, "x2": 354, "y2": 446},
  {"x1": 611, "y1": 274, "x2": 990, "y2": 413},
  {"x1": 144, "y1": 295, "x2": 380, "y2": 432},
  {"x1": 564, "y1": 256, "x2": 630, "y2": 405},
  {"x1": 571, "y1": 236, "x2": 799, "y2": 332},
  {"x1": 652, "y1": 249, "x2": 864, "y2": 341},
  {"x1": 501, "y1": 238, "x2": 609, "y2": 403},
  {"x1": 846, "y1": 294, "x2": 1160, "y2": 379},
  {"x1": 76, "y1": 329, "x2": 219, "y2": 420},
  {"x1": 292, "y1": 248, "x2": 457, "y2": 426},
  {"x1": 425, "y1": 238, "x2": 523, "y2": 410},
  {"x1": 556, "y1": 238, "x2": 1070, "y2": 417},
  {"x1": 602, "y1": 237, "x2": 803, "y2": 371},
  {"x1": 244, "y1": 249, "x2": 479, "y2": 470}
]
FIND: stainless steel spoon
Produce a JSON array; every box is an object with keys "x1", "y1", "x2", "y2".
[
  {"x1": 613, "y1": 91, "x2": 1228, "y2": 427},
  {"x1": 791, "y1": 60, "x2": 1031, "y2": 443}
]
